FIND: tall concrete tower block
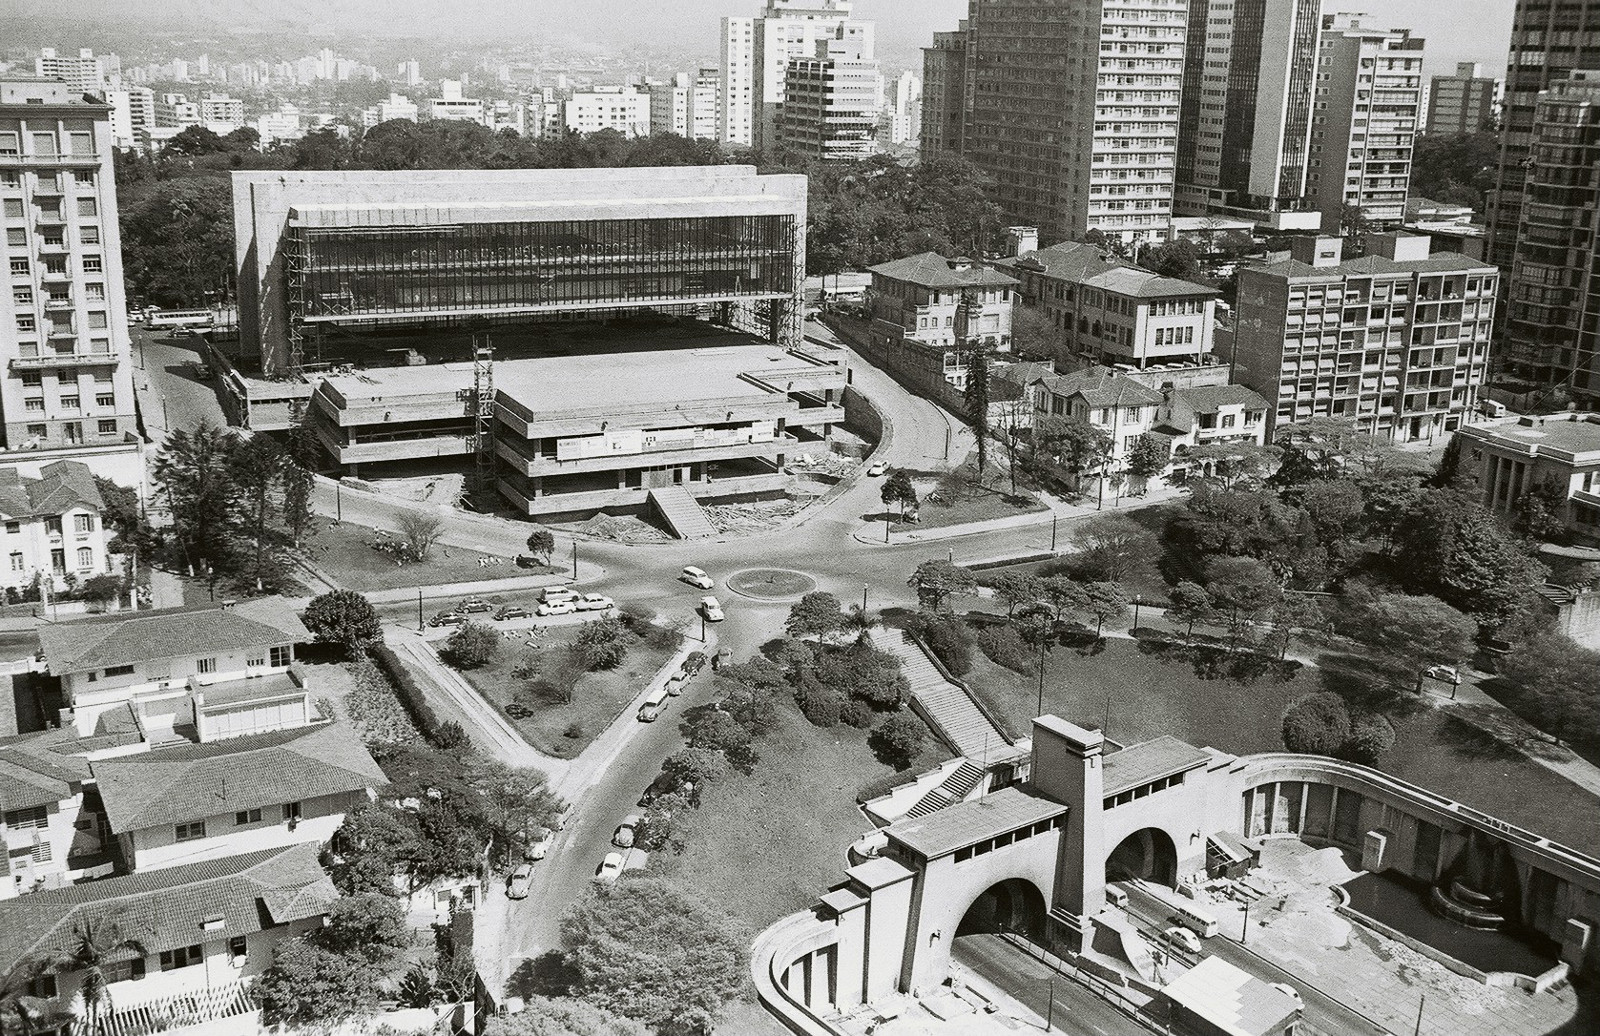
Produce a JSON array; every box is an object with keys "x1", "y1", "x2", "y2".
[{"x1": 1030, "y1": 716, "x2": 1105, "y2": 949}]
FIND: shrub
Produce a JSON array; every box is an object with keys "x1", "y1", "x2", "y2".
[
  {"x1": 576, "y1": 616, "x2": 629, "y2": 670},
  {"x1": 444, "y1": 622, "x2": 500, "y2": 669},
  {"x1": 795, "y1": 675, "x2": 845, "y2": 727},
  {"x1": 563, "y1": 721, "x2": 585, "y2": 740},
  {"x1": 639, "y1": 622, "x2": 681, "y2": 652},
  {"x1": 302, "y1": 590, "x2": 383, "y2": 655},
  {"x1": 370, "y1": 644, "x2": 440, "y2": 738},
  {"x1": 616, "y1": 603, "x2": 658, "y2": 632},
  {"x1": 433, "y1": 721, "x2": 469, "y2": 750},
  {"x1": 1281, "y1": 693, "x2": 1351, "y2": 756},
  {"x1": 343, "y1": 659, "x2": 419, "y2": 751},
  {"x1": 717, "y1": 657, "x2": 787, "y2": 693},
  {"x1": 906, "y1": 611, "x2": 975, "y2": 676},
  {"x1": 1342, "y1": 714, "x2": 1396, "y2": 764},
  {"x1": 840, "y1": 698, "x2": 875, "y2": 729},
  {"x1": 976, "y1": 623, "x2": 1034, "y2": 673},
  {"x1": 870, "y1": 713, "x2": 927, "y2": 769}
]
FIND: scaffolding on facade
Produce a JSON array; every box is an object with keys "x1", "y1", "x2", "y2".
[
  {"x1": 284, "y1": 230, "x2": 309, "y2": 377},
  {"x1": 471, "y1": 333, "x2": 495, "y2": 494}
]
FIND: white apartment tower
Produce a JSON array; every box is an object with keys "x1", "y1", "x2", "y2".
[
  {"x1": 34, "y1": 50, "x2": 107, "y2": 97},
  {"x1": 106, "y1": 87, "x2": 154, "y2": 151},
  {"x1": 720, "y1": 1, "x2": 871, "y2": 154},
  {"x1": 1305, "y1": 14, "x2": 1425, "y2": 230},
  {"x1": 720, "y1": 17, "x2": 756, "y2": 146},
  {"x1": 651, "y1": 74, "x2": 695, "y2": 138},
  {"x1": 0, "y1": 79, "x2": 140, "y2": 458},
  {"x1": 692, "y1": 68, "x2": 722, "y2": 142}
]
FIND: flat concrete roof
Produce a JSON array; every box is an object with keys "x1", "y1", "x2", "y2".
[
  {"x1": 1462, "y1": 415, "x2": 1600, "y2": 463},
  {"x1": 1103, "y1": 736, "x2": 1213, "y2": 796},
  {"x1": 1163, "y1": 956, "x2": 1299, "y2": 1036},
  {"x1": 320, "y1": 344, "x2": 830, "y2": 411},
  {"x1": 886, "y1": 786, "x2": 1068, "y2": 861}
]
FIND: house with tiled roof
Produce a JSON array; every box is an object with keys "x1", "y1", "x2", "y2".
[
  {"x1": 994, "y1": 365, "x2": 1167, "y2": 498},
  {"x1": 0, "y1": 730, "x2": 106, "y2": 900},
  {"x1": 995, "y1": 242, "x2": 1220, "y2": 370},
  {"x1": 1153, "y1": 383, "x2": 1272, "y2": 479},
  {"x1": 91, "y1": 721, "x2": 384, "y2": 873},
  {"x1": 0, "y1": 843, "x2": 336, "y2": 1036},
  {"x1": 863, "y1": 253, "x2": 1019, "y2": 397},
  {"x1": 0, "y1": 460, "x2": 112, "y2": 595},
  {"x1": 38, "y1": 595, "x2": 312, "y2": 739}
]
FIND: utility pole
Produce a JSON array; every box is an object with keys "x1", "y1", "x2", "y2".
[
  {"x1": 417, "y1": 588, "x2": 424, "y2": 631},
  {"x1": 1413, "y1": 995, "x2": 1425, "y2": 1036},
  {"x1": 1242, "y1": 901, "x2": 1251, "y2": 945},
  {"x1": 1050, "y1": 513, "x2": 1057, "y2": 553},
  {"x1": 1045, "y1": 975, "x2": 1055, "y2": 1032},
  {"x1": 572, "y1": 541, "x2": 578, "y2": 577},
  {"x1": 1133, "y1": 594, "x2": 1142, "y2": 632},
  {"x1": 862, "y1": 584, "x2": 868, "y2": 613},
  {"x1": 335, "y1": 481, "x2": 342, "y2": 522}
]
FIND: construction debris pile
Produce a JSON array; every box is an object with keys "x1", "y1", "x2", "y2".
[
  {"x1": 704, "y1": 497, "x2": 809, "y2": 533},
  {"x1": 575, "y1": 512, "x2": 673, "y2": 544}
]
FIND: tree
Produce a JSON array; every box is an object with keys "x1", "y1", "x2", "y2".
[
  {"x1": 1081, "y1": 581, "x2": 1130, "y2": 637},
  {"x1": 119, "y1": 177, "x2": 235, "y2": 308},
  {"x1": 559, "y1": 879, "x2": 747, "y2": 1035},
  {"x1": 1432, "y1": 434, "x2": 1464, "y2": 487},
  {"x1": 1182, "y1": 441, "x2": 1281, "y2": 491},
  {"x1": 257, "y1": 939, "x2": 380, "y2": 1028},
  {"x1": 1343, "y1": 714, "x2": 1396, "y2": 764},
  {"x1": 869, "y1": 713, "x2": 927, "y2": 768},
  {"x1": 152, "y1": 420, "x2": 238, "y2": 575},
  {"x1": 229, "y1": 435, "x2": 286, "y2": 590},
  {"x1": 1409, "y1": 131, "x2": 1499, "y2": 210},
  {"x1": 281, "y1": 460, "x2": 316, "y2": 548},
  {"x1": 662, "y1": 747, "x2": 729, "y2": 790},
  {"x1": 1265, "y1": 595, "x2": 1326, "y2": 661},
  {"x1": 303, "y1": 589, "x2": 383, "y2": 655},
  {"x1": 1139, "y1": 238, "x2": 1203, "y2": 281},
  {"x1": 445, "y1": 622, "x2": 500, "y2": 669},
  {"x1": 1040, "y1": 574, "x2": 1088, "y2": 624},
  {"x1": 794, "y1": 674, "x2": 846, "y2": 727},
  {"x1": 1392, "y1": 485, "x2": 1546, "y2": 624},
  {"x1": 785, "y1": 591, "x2": 846, "y2": 639},
  {"x1": 1513, "y1": 477, "x2": 1572, "y2": 544},
  {"x1": 93, "y1": 476, "x2": 157, "y2": 557},
  {"x1": 1204, "y1": 557, "x2": 1283, "y2": 647},
  {"x1": 1010, "y1": 301, "x2": 1059, "y2": 362},
  {"x1": 1125, "y1": 434, "x2": 1169, "y2": 495},
  {"x1": 1282, "y1": 694, "x2": 1352, "y2": 756},
  {"x1": 397, "y1": 511, "x2": 444, "y2": 561},
  {"x1": 1167, "y1": 582, "x2": 1214, "y2": 644},
  {"x1": 485, "y1": 997, "x2": 650, "y2": 1036},
  {"x1": 842, "y1": 603, "x2": 880, "y2": 645},
  {"x1": 995, "y1": 397, "x2": 1035, "y2": 496},
  {"x1": 685, "y1": 710, "x2": 757, "y2": 771},
  {"x1": 30, "y1": 916, "x2": 147, "y2": 1036},
  {"x1": 525, "y1": 528, "x2": 556, "y2": 564},
  {"x1": 465, "y1": 758, "x2": 564, "y2": 856},
  {"x1": 1032, "y1": 416, "x2": 1113, "y2": 491},
  {"x1": 963, "y1": 336, "x2": 994, "y2": 475},
  {"x1": 904, "y1": 610, "x2": 975, "y2": 675},
  {"x1": 990, "y1": 572, "x2": 1046, "y2": 617},
  {"x1": 325, "y1": 800, "x2": 423, "y2": 895},
  {"x1": 1498, "y1": 633, "x2": 1600, "y2": 746},
  {"x1": 576, "y1": 616, "x2": 629, "y2": 670},
  {"x1": 1072, "y1": 513, "x2": 1159, "y2": 583},
  {"x1": 831, "y1": 642, "x2": 910, "y2": 708},
  {"x1": 908, "y1": 559, "x2": 977, "y2": 612},
  {"x1": 316, "y1": 894, "x2": 410, "y2": 965},
  {"x1": 881, "y1": 468, "x2": 918, "y2": 517},
  {"x1": 1343, "y1": 593, "x2": 1477, "y2": 692}
]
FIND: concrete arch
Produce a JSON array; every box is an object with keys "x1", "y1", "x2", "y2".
[
  {"x1": 1106, "y1": 827, "x2": 1179, "y2": 886},
  {"x1": 956, "y1": 876, "x2": 1049, "y2": 939}
]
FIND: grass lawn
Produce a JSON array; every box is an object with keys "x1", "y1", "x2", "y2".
[
  {"x1": 963, "y1": 633, "x2": 1600, "y2": 856},
  {"x1": 888, "y1": 481, "x2": 1046, "y2": 532},
  {"x1": 656, "y1": 696, "x2": 947, "y2": 936},
  {"x1": 457, "y1": 622, "x2": 680, "y2": 758},
  {"x1": 302, "y1": 519, "x2": 560, "y2": 592}
]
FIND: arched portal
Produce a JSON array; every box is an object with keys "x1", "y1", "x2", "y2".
[
  {"x1": 1106, "y1": 827, "x2": 1179, "y2": 886},
  {"x1": 956, "y1": 878, "x2": 1048, "y2": 939}
]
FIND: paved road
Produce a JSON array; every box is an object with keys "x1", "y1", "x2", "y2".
[
  {"x1": 952, "y1": 933, "x2": 1152, "y2": 1036},
  {"x1": 131, "y1": 327, "x2": 229, "y2": 438}
]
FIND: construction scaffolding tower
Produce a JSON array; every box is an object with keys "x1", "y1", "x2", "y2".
[
  {"x1": 471, "y1": 333, "x2": 496, "y2": 494},
  {"x1": 283, "y1": 229, "x2": 309, "y2": 377}
]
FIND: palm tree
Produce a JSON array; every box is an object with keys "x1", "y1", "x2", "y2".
[
  {"x1": 844, "y1": 604, "x2": 880, "y2": 646},
  {"x1": 32, "y1": 916, "x2": 148, "y2": 1036},
  {"x1": 0, "y1": 966, "x2": 47, "y2": 1036}
]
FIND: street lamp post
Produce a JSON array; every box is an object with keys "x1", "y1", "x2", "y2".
[
  {"x1": 572, "y1": 541, "x2": 578, "y2": 577},
  {"x1": 1242, "y1": 901, "x2": 1251, "y2": 945},
  {"x1": 862, "y1": 584, "x2": 869, "y2": 613},
  {"x1": 1133, "y1": 593, "x2": 1142, "y2": 632},
  {"x1": 701, "y1": 614, "x2": 708, "y2": 644},
  {"x1": 335, "y1": 481, "x2": 342, "y2": 522},
  {"x1": 1045, "y1": 975, "x2": 1055, "y2": 1032},
  {"x1": 1050, "y1": 513, "x2": 1057, "y2": 553},
  {"x1": 417, "y1": 588, "x2": 424, "y2": 631},
  {"x1": 1036, "y1": 635, "x2": 1048, "y2": 717}
]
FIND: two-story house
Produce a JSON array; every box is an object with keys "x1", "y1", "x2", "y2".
[
  {"x1": 0, "y1": 460, "x2": 112, "y2": 594},
  {"x1": 37, "y1": 596, "x2": 311, "y2": 738},
  {"x1": 0, "y1": 843, "x2": 336, "y2": 1035},
  {"x1": 865, "y1": 252, "x2": 1018, "y2": 392},
  {"x1": 1004, "y1": 366, "x2": 1165, "y2": 498},
  {"x1": 0, "y1": 730, "x2": 103, "y2": 899},
  {"x1": 1153, "y1": 384, "x2": 1273, "y2": 481},
  {"x1": 90, "y1": 721, "x2": 384, "y2": 873}
]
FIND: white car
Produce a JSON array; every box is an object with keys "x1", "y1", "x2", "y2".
[
  {"x1": 595, "y1": 852, "x2": 624, "y2": 884},
  {"x1": 541, "y1": 586, "x2": 579, "y2": 605},
  {"x1": 577, "y1": 593, "x2": 614, "y2": 611},
  {"x1": 536, "y1": 599, "x2": 577, "y2": 617},
  {"x1": 507, "y1": 864, "x2": 534, "y2": 900},
  {"x1": 867, "y1": 461, "x2": 888, "y2": 476},
  {"x1": 700, "y1": 596, "x2": 724, "y2": 622},
  {"x1": 525, "y1": 827, "x2": 553, "y2": 861},
  {"x1": 1425, "y1": 664, "x2": 1460, "y2": 683},
  {"x1": 680, "y1": 566, "x2": 715, "y2": 590},
  {"x1": 1163, "y1": 927, "x2": 1203, "y2": 954},
  {"x1": 1271, "y1": 983, "x2": 1303, "y2": 1007}
]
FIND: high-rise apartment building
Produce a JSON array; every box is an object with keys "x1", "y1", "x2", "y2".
[
  {"x1": 400, "y1": 60, "x2": 422, "y2": 87},
  {"x1": 919, "y1": 22, "x2": 967, "y2": 156},
  {"x1": 199, "y1": 93, "x2": 245, "y2": 133},
  {"x1": 651, "y1": 71, "x2": 722, "y2": 142},
  {"x1": 1304, "y1": 15, "x2": 1424, "y2": 231},
  {"x1": 880, "y1": 70, "x2": 921, "y2": 149},
  {"x1": 1499, "y1": 71, "x2": 1600, "y2": 404},
  {"x1": 778, "y1": 35, "x2": 881, "y2": 162},
  {"x1": 692, "y1": 68, "x2": 722, "y2": 142},
  {"x1": 1174, "y1": 0, "x2": 1323, "y2": 217},
  {"x1": 425, "y1": 81, "x2": 484, "y2": 123},
  {"x1": 106, "y1": 87, "x2": 154, "y2": 151},
  {"x1": 1233, "y1": 234, "x2": 1497, "y2": 443},
  {"x1": 563, "y1": 87, "x2": 651, "y2": 138},
  {"x1": 1428, "y1": 62, "x2": 1499, "y2": 135},
  {"x1": 926, "y1": 0, "x2": 1187, "y2": 245},
  {"x1": 1486, "y1": 0, "x2": 1600, "y2": 271},
  {"x1": 34, "y1": 50, "x2": 107, "y2": 97},
  {"x1": 720, "y1": 1, "x2": 870, "y2": 154},
  {"x1": 0, "y1": 79, "x2": 140, "y2": 461}
]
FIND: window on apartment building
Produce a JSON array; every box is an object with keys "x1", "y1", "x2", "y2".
[
  {"x1": 82, "y1": 257, "x2": 102, "y2": 275},
  {"x1": 228, "y1": 937, "x2": 248, "y2": 963},
  {"x1": 159, "y1": 945, "x2": 203, "y2": 971},
  {"x1": 1125, "y1": 407, "x2": 1142, "y2": 422},
  {"x1": 41, "y1": 228, "x2": 64, "y2": 247},
  {"x1": 1222, "y1": 414, "x2": 1236, "y2": 429},
  {"x1": 1097, "y1": 409, "x2": 1112, "y2": 424},
  {"x1": 16, "y1": 315, "x2": 35, "y2": 333},
  {"x1": 11, "y1": 286, "x2": 30, "y2": 306},
  {"x1": 98, "y1": 420, "x2": 116, "y2": 435},
  {"x1": 5, "y1": 229, "x2": 23, "y2": 247},
  {"x1": 95, "y1": 393, "x2": 113, "y2": 408},
  {"x1": 105, "y1": 665, "x2": 133, "y2": 678},
  {"x1": 196, "y1": 657, "x2": 217, "y2": 674},
  {"x1": 2, "y1": 200, "x2": 21, "y2": 219},
  {"x1": 174, "y1": 821, "x2": 207, "y2": 843},
  {"x1": 73, "y1": 514, "x2": 93, "y2": 533},
  {"x1": 86, "y1": 311, "x2": 106, "y2": 329},
  {"x1": 4, "y1": 521, "x2": 17, "y2": 533},
  {"x1": 80, "y1": 225, "x2": 98, "y2": 244},
  {"x1": 3, "y1": 805, "x2": 48, "y2": 829},
  {"x1": 60, "y1": 396, "x2": 79, "y2": 410},
  {"x1": 9, "y1": 259, "x2": 28, "y2": 276},
  {"x1": 76, "y1": 547, "x2": 91, "y2": 569},
  {"x1": 76, "y1": 198, "x2": 97, "y2": 218},
  {"x1": 85, "y1": 284, "x2": 104, "y2": 302},
  {"x1": 104, "y1": 959, "x2": 146, "y2": 984},
  {"x1": 42, "y1": 257, "x2": 65, "y2": 276},
  {"x1": 0, "y1": 132, "x2": 17, "y2": 156},
  {"x1": 27, "y1": 842, "x2": 51, "y2": 864},
  {"x1": 73, "y1": 170, "x2": 94, "y2": 186},
  {"x1": 234, "y1": 808, "x2": 263, "y2": 825},
  {"x1": 44, "y1": 517, "x2": 61, "y2": 535},
  {"x1": 26, "y1": 425, "x2": 45, "y2": 439},
  {"x1": 270, "y1": 645, "x2": 291, "y2": 667},
  {"x1": 0, "y1": 171, "x2": 18, "y2": 187},
  {"x1": 283, "y1": 801, "x2": 302, "y2": 823},
  {"x1": 67, "y1": 133, "x2": 92, "y2": 157}
]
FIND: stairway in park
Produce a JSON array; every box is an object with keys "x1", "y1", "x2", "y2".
[
  {"x1": 879, "y1": 630, "x2": 1012, "y2": 761},
  {"x1": 902, "y1": 759, "x2": 987, "y2": 820},
  {"x1": 649, "y1": 486, "x2": 717, "y2": 539}
]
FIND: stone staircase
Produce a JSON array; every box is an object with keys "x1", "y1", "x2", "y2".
[
  {"x1": 648, "y1": 485, "x2": 718, "y2": 539},
  {"x1": 902, "y1": 759, "x2": 986, "y2": 820},
  {"x1": 880, "y1": 630, "x2": 1011, "y2": 761}
]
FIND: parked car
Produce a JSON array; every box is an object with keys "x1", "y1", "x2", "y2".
[
  {"x1": 1163, "y1": 927, "x2": 1203, "y2": 954},
  {"x1": 866, "y1": 461, "x2": 888, "y2": 477},
  {"x1": 680, "y1": 566, "x2": 715, "y2": 590},
  {"x1": 495, "y1": 605, "x2": 531, "y2": 620},
  {"x1": 664, "y1": 674, "x2": 687, "y2": 697},
  {"x1": 1425, "y1": 664, "x2": 1460, "y2": 683},
  {"x1": 594, "y1": 852, "x2": 624, "y2": 884},
  {"x1": 541, "y1": 586, "x2": 580, "y2": 604},
  {"x1": 700, "y1": 596, "x2": 724, "y2": 622},
  {"x1": 525, "y1": 827, "x2": 553, "y2": 861},
  {"x1": 711, "y1": 647, "x2": 733, "y2": 672},
  {"x1": 536, "y1": 600, "x2": 577, "y2": 617},
  {"x1": 429, "y1": 611, "x2": 467, "y2": 628},
  {"x1": 612, "y1": 814, "x2": 640, "y2": 849},
  {"x1": 515, "y1": 554, "x2": 543, "y2": 568},
  {"x1": 507, "y1": 864, "x2": 534, "y2": 899},
  {"x1": 681, "y1": 651, "x2": 708, "y2": 677},
  {"x1": 576, "y1": 593, "x2": 614, "y2": 611},
  {"x1": 552, "y1": 803, "x2": 573, "y2": 831},
  {"x1": 460, "y1": 598, "x2": 493, "y2": 614}
]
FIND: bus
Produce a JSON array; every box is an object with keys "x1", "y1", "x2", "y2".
[
  {"x1": 1132, "y1": 878, "x2": 1219, "y2": 938},
  {"x1": 147, "y1": 308, "x2": 214, "y2": 331}
]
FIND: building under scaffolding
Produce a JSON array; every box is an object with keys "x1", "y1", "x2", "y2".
[{"x1": 233, "y1": 166, "x2": 808, "y2": 377}]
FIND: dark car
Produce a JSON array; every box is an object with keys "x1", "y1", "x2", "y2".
[
  {"x1": 495, "y1": 605, "x2": 531, "y2": 621},
  {"x1": 429, "y1": 611, "x2": 467, "y2": 628},
  {"x1": 680, "y1": 651, "x2": 708, "y2": 678},
  {"x1": 639, "y1": 772, "x2": 694, "y2": 808},
  {"x1": 460, "y1": 598, "x2": 493, "y2": 614}
]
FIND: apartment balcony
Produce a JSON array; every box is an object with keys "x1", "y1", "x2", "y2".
[
  {"x1": 39, "y1": 266, "x2": 71, "y2": 283},
  {"x1": 0, "y1": 152, "x2": 100, "y2": 168},
  {"x1": 43, "y1": 296, "x2": 72, "y2": 311},
  {"x1": 496, "y1": 433, "x2": 791, "y2": 478},
  {"x1": 11, "y1": 350, "x2": 117, "y2": 369}
]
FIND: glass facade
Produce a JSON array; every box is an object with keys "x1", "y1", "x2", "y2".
[{"x1": 287, "y1": 213, "x2": 798, "y2": 323}]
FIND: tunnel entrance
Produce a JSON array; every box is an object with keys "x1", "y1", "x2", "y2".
[
  {"x1": 1106, "y1": 828, "x2": 1179, "y2": 886},
  {"x1": 956, "y1": 878, "x2": 1048, "y2": 939}
]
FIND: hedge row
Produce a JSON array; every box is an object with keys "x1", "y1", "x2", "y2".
[{"x1": 370, "y1": 644, "x2": 442, "y2": 739}]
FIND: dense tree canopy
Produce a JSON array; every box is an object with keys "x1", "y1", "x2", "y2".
[{"x1": 1409, "y1": 131, "x2": 1499, "y2": 210}]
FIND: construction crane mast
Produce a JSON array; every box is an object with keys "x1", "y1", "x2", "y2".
[{"x1": 471, "y1": 333, "x2": 495, "y2": 495}]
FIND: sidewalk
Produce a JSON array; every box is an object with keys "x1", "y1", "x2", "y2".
[{"x1": 851, "y1": 481, "x2": 1186, "y2": 547}]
